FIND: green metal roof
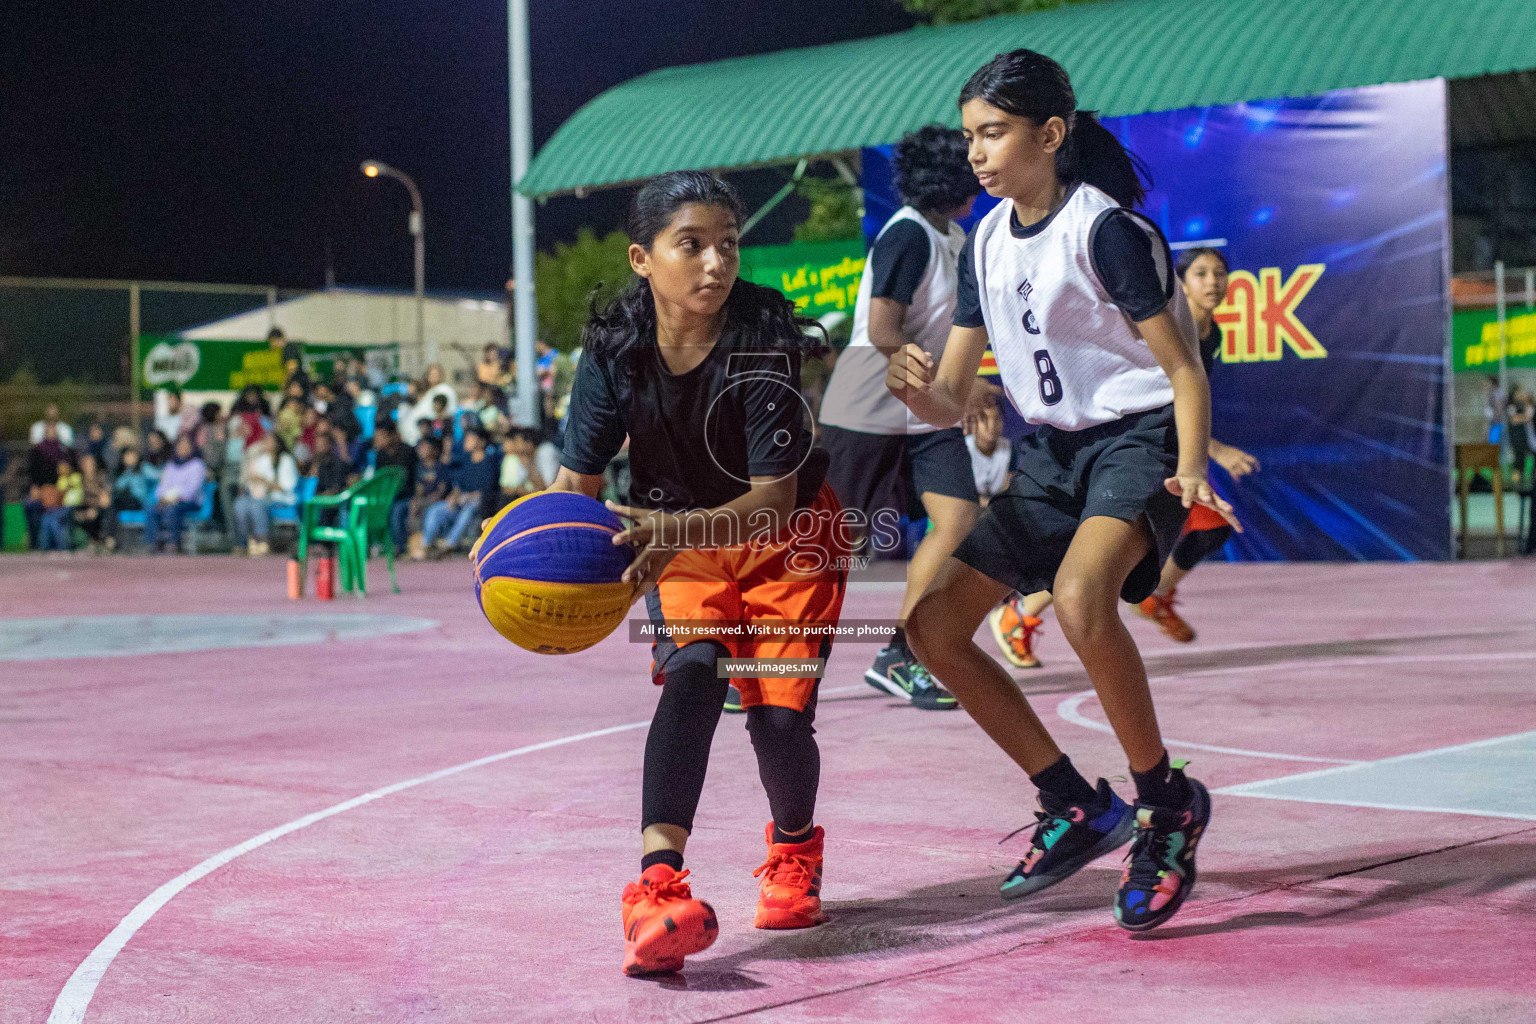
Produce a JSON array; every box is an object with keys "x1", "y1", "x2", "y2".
[{"x1": 520, "y1": 0, "x2": 1536, "y2": 197}]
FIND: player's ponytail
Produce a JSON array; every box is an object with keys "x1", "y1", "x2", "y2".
[
  {"x1": 1059, "y1": 111, "x2": 1148, "y2": 209},
  {"x1": 959, "y1": 49, "x2": 1150, "y2": 209}
]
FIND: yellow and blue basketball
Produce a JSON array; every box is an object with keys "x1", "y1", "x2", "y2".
[{"x1": 470, "y1": 491, "x2": 635, "y2": 655}]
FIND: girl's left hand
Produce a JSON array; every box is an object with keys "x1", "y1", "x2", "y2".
[
  {"x1": 606, "y1": 501, "x2": 681, "y2": 598},
  {"x1": 1165, "y1": 474, "x2": 1243, "y2": 532}
]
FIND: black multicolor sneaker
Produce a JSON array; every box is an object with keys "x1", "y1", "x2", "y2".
[
  {"x1": 1115, "y1": 761, "x2": 1211, "y2": 931},
  {"x1": 864, "y1": 644, "x2": 958, "y2": 711},
  {"x1": 999, "y1": 778, "x2": 1135, "y2": 900},
  {"x1": 723, "y1": 685, "x2": 745, "y2": 714}
]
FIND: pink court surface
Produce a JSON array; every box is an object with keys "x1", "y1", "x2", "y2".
[{"x1": 3, "y1": 555, "x2": 1535, "y2": 1023}]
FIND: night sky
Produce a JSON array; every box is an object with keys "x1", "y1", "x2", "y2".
[{"x1": 1, "y1": 1, "x2": 915, "y2": 294}]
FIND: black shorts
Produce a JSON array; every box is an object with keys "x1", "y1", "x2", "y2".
[
  {"x1": 953, "y1": 405, "x2": 1188, "y2": 604},
  {"x1": 821, "y1": 424, "x2": 979, "y2": 522}
]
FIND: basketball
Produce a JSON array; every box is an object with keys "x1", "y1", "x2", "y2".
[{"x1": 471, "y1": 491, "x2": 635, "y2": 654}]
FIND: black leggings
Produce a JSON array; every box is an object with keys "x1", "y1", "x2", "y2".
[
  {"x1": 641, "y1": 640, "x2": 820, "y2": 836},
  {"x1": 1172, "y1": 525, "x2": 1234, "y2": 571}
]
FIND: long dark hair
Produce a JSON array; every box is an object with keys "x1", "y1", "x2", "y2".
[
  {"x1": 959, "y1": 49, "x2": 1150, "y2": 209},
  {"x1": 582, "y1": 170, "x2": 826, "y2": 360}
]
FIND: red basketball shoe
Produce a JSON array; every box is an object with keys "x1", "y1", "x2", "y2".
[
  {"x1": 1136, "y1": 590, "x2": 1195, "y2": 643},
  {"x1": 753, "y1": 823, "x2": 827, "y2": 929},
  {"x1": 620, "y1": 864, "x2": 718, "y2": 976}
]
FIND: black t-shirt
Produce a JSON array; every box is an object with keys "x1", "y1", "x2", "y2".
[
  {"x1": 314, "y1": 453, "x2": 351, "y2": 496},
  {"x1": 561, "y1": 328, "x2": 826, "y2": 513},
  {"x1": 868, "y1": 218, "x2": 931, "y2": 305},
  {"x1": 1198, "y1": 321, "x2": 1221, "y2": 378},
  {"x1": 453, "y1": 453, "x2": 500, "y2": 497},
  {"x1": 416, "y1": 460, "x2": 449, "y2": 501},
  {"x1": 374, "y1": 442, "x2": 418, "y2": 494},
  {"x1": 953, "y1": 188, "x2": 1174, "y2": 329}
]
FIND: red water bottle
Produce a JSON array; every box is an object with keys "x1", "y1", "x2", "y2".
[{"x1": 317, "y1": 555, "x2": 336, "y2": 601}]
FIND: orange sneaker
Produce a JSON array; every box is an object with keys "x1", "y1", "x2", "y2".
[
  {"x1": 1136, "y1": 590, "x2": 1195, "y2": 643},
  {"x1": 752, "y1": 823, "x2": 826, "y2": 929},
  {"x1": 620, "y1": 864, "x2": 718, "y2": 976},
  {"x1": 988, "y1": 597, "x2": 1043, "y2": 668}
]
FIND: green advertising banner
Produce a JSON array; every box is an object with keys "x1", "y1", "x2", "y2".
[
  {"x1": 140, "y1": 335, "x2": 397, "y2": 391},
  {"x1": 740, "y1": 238, "x2": 867, "y2": 320},
  {"x1": 1453, "y1": 307, "x2": 1536, "y2": 371}
]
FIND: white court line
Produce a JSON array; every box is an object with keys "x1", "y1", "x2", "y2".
[
  {"x1": 1055, "y1": 650, "x2": 1536, "y2": 766},
  {"x1": 47, "y1": 640, "x2": 1531, "y2": 1020},
  {"x1": 47, "y1": 719, "x2": 651, "y2": 1024},
  {"x1": 1215, "y1": 730, "x2": 1536, "y2": 821},
  {"x1": 50, "y1": 681, "x2": 872, "y2": 1023},
  {"x1": 1056, "y1": 691, "x2": 1362, "y2": 765},
  {"x1": 1205, "y1": 792, "x2": 1536, "y2": 822},
  {"x1": 1215, "y1": 730, "x2": 1536, "y2": 793}
]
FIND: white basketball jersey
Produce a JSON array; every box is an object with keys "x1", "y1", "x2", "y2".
[
  {"x1": 821, "y1": 207, "x2": 966, "y2": 435},
  {"x1": 970, "y1": 183, "x2": 1192, "y2": 431}
]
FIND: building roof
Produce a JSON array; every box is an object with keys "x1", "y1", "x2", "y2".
[{"x1": 520, "y1": 0, "x2": 1536, "y2": 198}]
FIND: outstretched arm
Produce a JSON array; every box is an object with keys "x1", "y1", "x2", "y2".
[{"x1": 1140, "y1": 309, "x2": 1241, "y2": 532}]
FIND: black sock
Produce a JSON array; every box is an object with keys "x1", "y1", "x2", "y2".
[
  {"x1": 772, "y1": 822, "x2": 814, "y2": 846},
  {"x1": 889, "y1": 625, "x2": 907, "y2": 652},
  {"x1": 641, "y1": 848, "x2": 684, "y2": 874},
  {"x1": 1028, "y1": 754, "x2": 1099, "y2": 810},
  {"x1": 1131, "y1": 751, "x2": 1191, "y2": 808}
]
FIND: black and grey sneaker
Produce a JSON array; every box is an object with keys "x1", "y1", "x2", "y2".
[
  {"x1": 999, "y1": 778, "x2": 1135, "y2": 900},
  {"x1": 723, "y1": 685, "x2": 745, "y2": 715},
  {"x1": 1115, "y1": 761, "x2": 1211, "y2": 931},
  {"x1": 864, "y1": 644, "x2": 957, "y2": 711}
]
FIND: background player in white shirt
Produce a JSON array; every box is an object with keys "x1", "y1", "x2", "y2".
[
  {"x1": 819, "y1": 125, "x2": 989, "y2": 711},
  {"x1": 887, "y1": 49, "x2": 1238, "y2": 932}
]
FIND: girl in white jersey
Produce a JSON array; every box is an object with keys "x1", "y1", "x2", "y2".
[
  {"x1": 820, "y1": 125, "x2": 985, "y2": 712},
  {"x1": 888, "y1": 50, "x2": 1239, "y2": 932}
]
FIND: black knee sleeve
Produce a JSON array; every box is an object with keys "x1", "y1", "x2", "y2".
[
  {"x1": 744, "y1": 693, "x2": 820, "y2": 835},
  {"x1": 1172, "y1": 526, "x2": 1234, "y2": 572},
  {"x1": 640, "y1": 641, "x2": 729, "y2": 833}
]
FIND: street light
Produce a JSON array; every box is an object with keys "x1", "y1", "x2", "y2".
[{"x1": 361, "y1": 160, "x2": 430, "y2": 367}]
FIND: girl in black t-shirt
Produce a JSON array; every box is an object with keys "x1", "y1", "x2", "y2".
[{"x1": 546, "y1": 171, "x2": 849, "y2": 977}]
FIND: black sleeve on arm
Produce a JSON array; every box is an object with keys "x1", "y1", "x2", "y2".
[
  {"x1": 738, "y1": 353, "x2": 810, "y2": 480},
  {"x1": 1089, "y1": 208, "x2": 1176, "y2": 323},
  {"x1": 559, "y1": 354, "x2": 627, "y2": 475},
  {"x1": 868, "y1": 220, "x2": 931, "y2": 305},
  {"x1": 952, "y1": 227, "x2": 985, "y2": 328}
]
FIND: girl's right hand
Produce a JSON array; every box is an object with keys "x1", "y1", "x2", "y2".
[{"x1": 886, "y1": 344, "x2": 936, "y2": 400}]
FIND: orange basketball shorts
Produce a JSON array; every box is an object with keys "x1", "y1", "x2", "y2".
[{"x1": 646, "y1": 483, "x2": 851, "y2": 711}]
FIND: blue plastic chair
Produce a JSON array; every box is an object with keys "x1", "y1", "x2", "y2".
[
  {"x1": 270, "y1": 477, "x2": 318, "y2": 526},
  {"x1": 184, "y1": 480, "x2": 219, "y2": 554}
]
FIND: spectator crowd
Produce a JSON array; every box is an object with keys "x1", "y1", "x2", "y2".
[{"x1": 1, "y1": 331, "x2": 581, "y2": 559}]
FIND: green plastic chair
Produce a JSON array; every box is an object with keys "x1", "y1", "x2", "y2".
[{"x1": 296, "y1": 466, "x2": 406, "y2": 597}]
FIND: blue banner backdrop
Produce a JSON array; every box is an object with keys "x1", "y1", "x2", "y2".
[{"x1": 862, "y1": 78, "x2": 1451, "y2": 561}]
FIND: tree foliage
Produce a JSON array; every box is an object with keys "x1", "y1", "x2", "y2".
[
  {"x1": 793, "y1": 177, "x2": 863, "y2": 244},
  {"x1": 896, "y1": 0, "x2": 1102, "y2": 26},
  {"x1": 534, "y1": 227, "x2": 634, "y2": 352}
]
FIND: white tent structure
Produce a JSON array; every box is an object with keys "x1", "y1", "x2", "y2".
[{"x1": 177, "y1": 287, "x2": 508, "y2": 377}]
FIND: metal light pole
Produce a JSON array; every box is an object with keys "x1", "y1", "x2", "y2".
[
  {"x1": 362, "y1": 160, "x2": 431, "y2": 368},
  {"x1": 509, "y1": 0, "x2": 538, "y2": 428}
]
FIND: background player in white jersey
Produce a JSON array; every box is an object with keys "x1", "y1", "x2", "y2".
[
  {"x1": 819, "y1": 126, "x2": 989, "y2": 711},
  {"x1": 888, "y1": 50, "x2": 1239, "y2": 932},
  {"x1": 988, "y1": 246, "x2": 1262, "y2": 664}
]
